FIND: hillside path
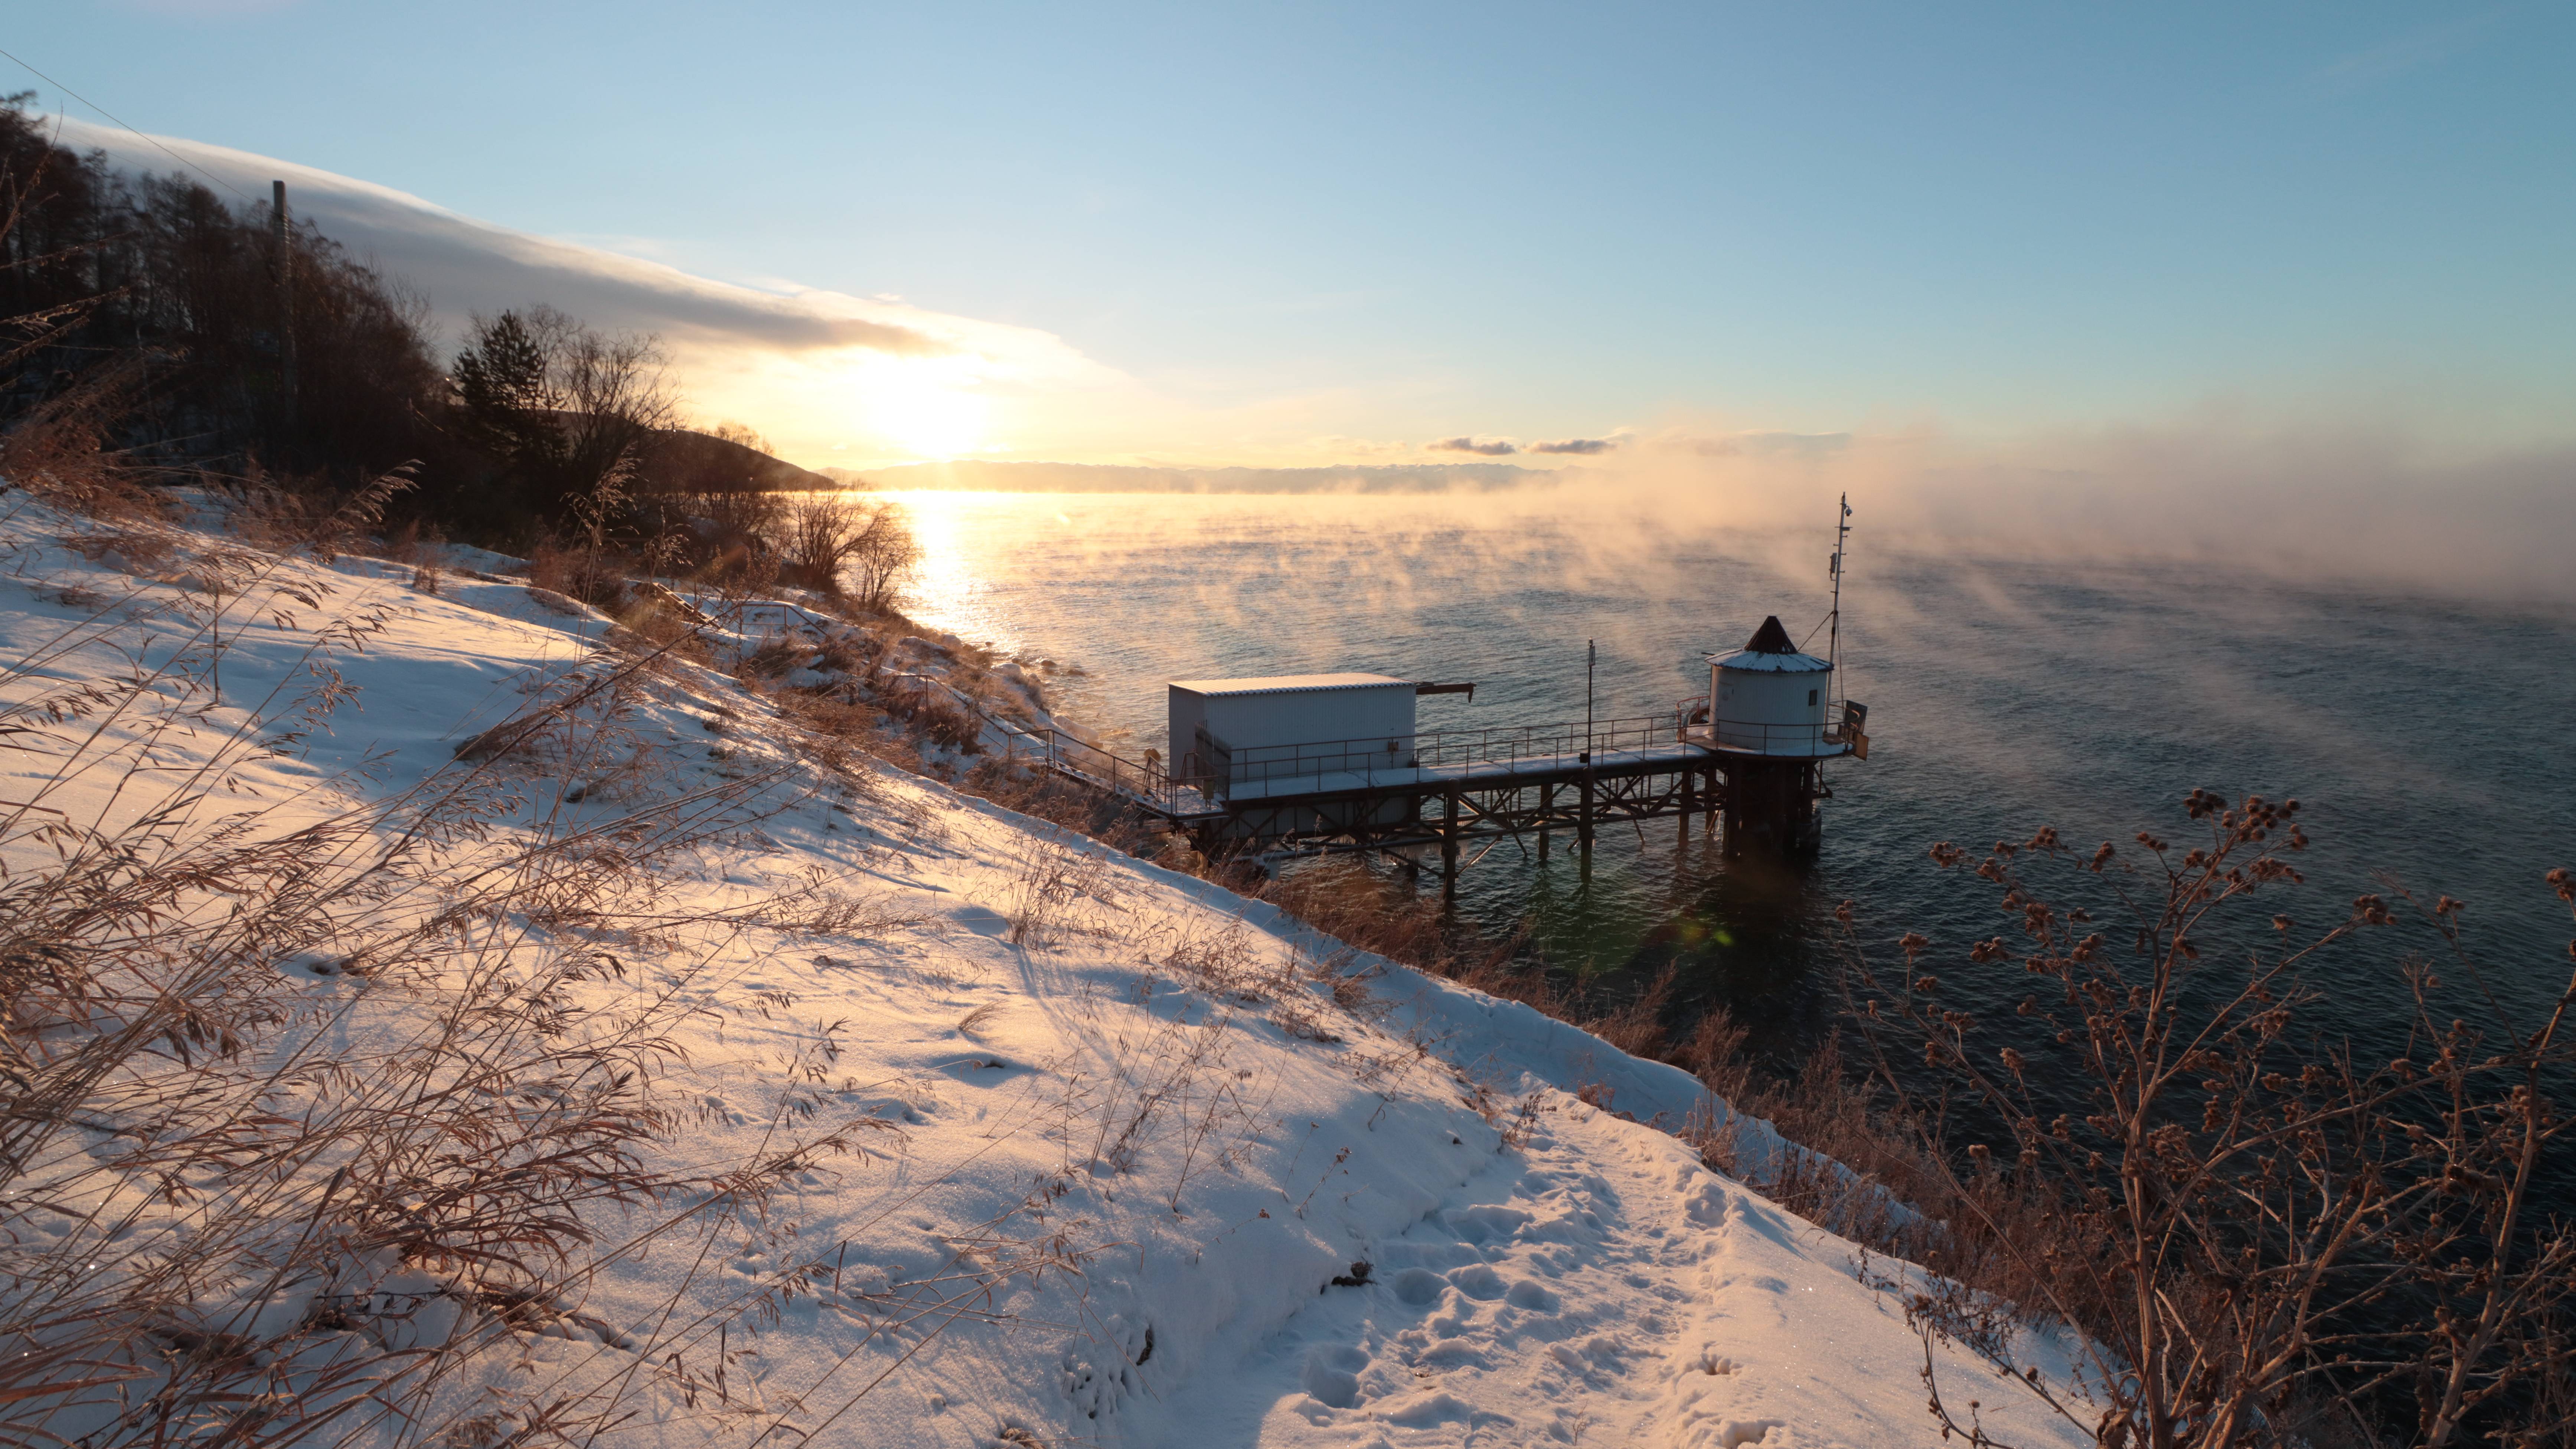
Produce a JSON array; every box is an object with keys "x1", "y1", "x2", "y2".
[{"x1": 1147, "y1": 1096, "x2": 2089, "y2": 1448}]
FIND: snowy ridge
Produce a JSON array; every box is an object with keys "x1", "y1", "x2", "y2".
[{"x1": 0, "y1": 492, "x2": 2090, "y2": 1448}]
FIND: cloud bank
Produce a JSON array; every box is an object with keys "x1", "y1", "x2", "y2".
[
  {"x1": 54, "y1": 117, "x2": 972, "y2": 354},
  {"x1": 1428, "y1": 436, "x2": 1519, "y2": 456},
  {"x1": 1536, "y1": 421, "x2": 2576, "y2": 605},
  {"x1": 1529, "y1": 438, "x2": 1616, "y2": 455},
  {"x1": 46, "y1": 114, "x2": 1125, "y2": 457}
]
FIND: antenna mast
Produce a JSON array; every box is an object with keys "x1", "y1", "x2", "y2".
[{"x1": 1826, "y1": 493, "x2": 1851, "y2": 686}]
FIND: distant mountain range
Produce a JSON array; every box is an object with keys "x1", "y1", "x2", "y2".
[{"x1": 822, "y1": 459, "x2": 1565, "y2": 494}]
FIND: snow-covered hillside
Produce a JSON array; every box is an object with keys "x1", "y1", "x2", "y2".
[{"x1": 0, "y1": 492, "x2": 2088, "y2": 1448}]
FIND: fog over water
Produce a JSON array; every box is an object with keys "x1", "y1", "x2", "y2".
[{"x1": 891, "y1": 489, "x2": 2576, "y2": 1064}]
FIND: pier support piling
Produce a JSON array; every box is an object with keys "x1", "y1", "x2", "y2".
[{"x1": 1440, "y1": 789, "x2": 1460, "y2": 897}]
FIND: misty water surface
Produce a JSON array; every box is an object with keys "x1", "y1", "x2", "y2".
[{"x1": 889, "y1": 489, "x2": 2576, "y2": 1068}]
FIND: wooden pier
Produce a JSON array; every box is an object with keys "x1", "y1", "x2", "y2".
[{"x1": 1031, "y1": 706, "x2": 1856, "y2": 884}]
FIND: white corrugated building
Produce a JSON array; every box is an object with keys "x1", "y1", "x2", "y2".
[{"x1": 1167, "y1": 674, "x2": 1417, "y2": 791}]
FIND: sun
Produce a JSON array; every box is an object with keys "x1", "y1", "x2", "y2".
[
  {"x1": 867, "y1": 370, "x2": 990, "y2": 459},
  {"x1": 688, "y1": 348, "x2": 1006, "y2": 465}
]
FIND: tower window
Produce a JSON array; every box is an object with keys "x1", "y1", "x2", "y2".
[{"x1": 1808, "y1": 689, "x2": 1818, "y2": 706}]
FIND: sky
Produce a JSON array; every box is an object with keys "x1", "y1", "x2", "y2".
[{"x1": 10, "y1": 2, "x2": 2576, "y2": 471}]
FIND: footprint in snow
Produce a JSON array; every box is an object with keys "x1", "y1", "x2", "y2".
[{"x1": 1210, "y1": 1160, "x2": 1668, "y2": 1439}]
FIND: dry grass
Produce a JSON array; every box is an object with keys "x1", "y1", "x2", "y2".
[
  {"x1": 956, "y1": 759, "x2": 1167, "y2": 854},
  {"x1": 1003, "y1": 837, "x2": 1122, "y2": 948},
  {"x1": 226, "y1": 462, "x2": 417, "y2": 563},
  {"x1": 0, "y1": 359, "x2": 163, "y2": 523},
  {"x1": 0, "y1": 498, "x2": 1064, "y2": 1449}
]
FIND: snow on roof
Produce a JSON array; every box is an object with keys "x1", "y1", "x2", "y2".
[
  {"x1": 1169, "y1": 672, "x2": 1412, "y2": 696},
  {"x1": 1708, "y1": 647, "x2": 1832, "y2": 674}
]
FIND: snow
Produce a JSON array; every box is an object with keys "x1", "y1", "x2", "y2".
[
  {"x1": 1172, "y1": 674, "x2": 1416, "y2": 695},
  {"x1": 1705, "y1": 649, "x2": 1832, "y2": 675},
  {"x1": 0, "y1": 491, "x2": 2092, "y2": 1448}
]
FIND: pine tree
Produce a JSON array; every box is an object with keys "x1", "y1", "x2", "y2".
[{"x1": 451, "y1": 311, "x2": 564, "y2": 481}]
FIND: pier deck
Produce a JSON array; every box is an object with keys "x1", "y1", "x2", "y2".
[{"x1": 1029, "y1": 710, "x2": 1851, "y2": 872}]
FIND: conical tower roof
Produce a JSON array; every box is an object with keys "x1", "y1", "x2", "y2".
[
  {"x1": 1744, "y1": 615, "x2": 1797, "y2": 654},
  {"x1": 1708, "y1": 615, "x2": 1831, "y2": 674}
]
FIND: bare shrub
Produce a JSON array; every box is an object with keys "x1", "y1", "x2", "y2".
[
  {"x1": 954, "y1": 759, "x2": 1168, "y2": 854},
  {"x1": 841, "y1": 498, "x2": 922, "y2": 612},
  {"x1": 883, "y1": 683, "x2": 985, "y2": 755},
  {"x1": 527, "y1": 537, "x2": 629, "y2": 612},
  {"x1": 737, "y1": 632, "x2": 810, "y2": 680},
  {"x1": 1248, "y1": 857, "x2": 1467, "y2": 972},
  {"x1": 658, "y1": 487, "x2": 786, "y2": 583},
  {"x1": 0, "y1": 360, "x2": 160, "y2": 521},
  {"x1": 1583, "y1": 963, "x2": 1678, "y2": 1061},
  {"x1": 1843, "y1": 796, "x2": 2576, "y2": 1448}
]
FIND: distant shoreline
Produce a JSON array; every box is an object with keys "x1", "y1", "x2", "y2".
[{"x1": 824, "y1": 458, "x2": 1580, "y2": 494}]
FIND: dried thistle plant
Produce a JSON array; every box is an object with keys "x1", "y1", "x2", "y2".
[{"x1": 1837, "y1": 795, "x2": 2576, "y2": 1448}]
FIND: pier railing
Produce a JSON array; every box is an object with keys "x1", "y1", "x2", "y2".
[
  {"x1": 1031, "y1": 729, "x2": 1220, "y2": 817},
  {"x1": 1028, "y1": 700, "x2": 1861, "y2": 814},
  {"x1": 1202, "y1": 712, "x2": 1689, "y2": 795}
]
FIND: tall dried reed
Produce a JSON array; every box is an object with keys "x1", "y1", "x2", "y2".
[{"x1": 0, "y1": 487, "x2": 1060, "y2": 1449}]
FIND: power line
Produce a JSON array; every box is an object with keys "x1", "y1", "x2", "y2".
[{"x1": 0, "y1": 44, "x2": 258, "y2": 205}]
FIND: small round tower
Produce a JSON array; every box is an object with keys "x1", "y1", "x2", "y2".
[
  {"x1": 1707, "y1": 615, "x2": 1836, "y2": 756},
  {"x1": 1697, "y1": 614, "x2": 1857, "y2": 856}
]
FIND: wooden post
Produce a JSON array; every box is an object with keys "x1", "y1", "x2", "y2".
[
  {"x1": 1537, "y1": 782, "x2": 1554, "y2": 860},
  {"x1": 1440, "y1": 788, "x2": 1460, "y2": 897},
  {"x1": 1578, "y1": 762, "x2": 1595, "y2": 853},
  {"x1": 272, "y1": 181, "x2": 296, "y2": 426},
  {"x1": 1679, "y1": 765, "x2": 1695, "y2": 843}
]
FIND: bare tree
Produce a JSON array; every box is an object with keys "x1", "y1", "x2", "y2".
[
  {"x1": 706, "y1": 419, "x2": 770, "y2": 452},
  {"x1": 452, "y1": 305, "x2": 675, "y2": 523},
  {"x1": 842, "y1": 497, "x2": 921, "y2": 611},
  {"x1": 774, "y1": 494, "x2": 920, "y2": 608}
]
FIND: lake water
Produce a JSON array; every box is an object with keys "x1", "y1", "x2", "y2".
[{"x1": 887, "y1": 488, "x2": 2576, "y2": 1067}]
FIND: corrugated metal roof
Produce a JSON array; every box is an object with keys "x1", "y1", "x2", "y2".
[{"x1": 1169, "y1": 673, "x2": 1412, "y2": 696}]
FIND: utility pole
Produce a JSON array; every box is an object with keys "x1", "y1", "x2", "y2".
[
  {"x1": 273, "y1": 180, "x2": 297, "y2": 427},
  {"x1": 1580, "y1": 637, "x2": 1596, "y2": 858},
  {"x1": 1826, "y1": 493, "x2": 1851, "y2": 681}
]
